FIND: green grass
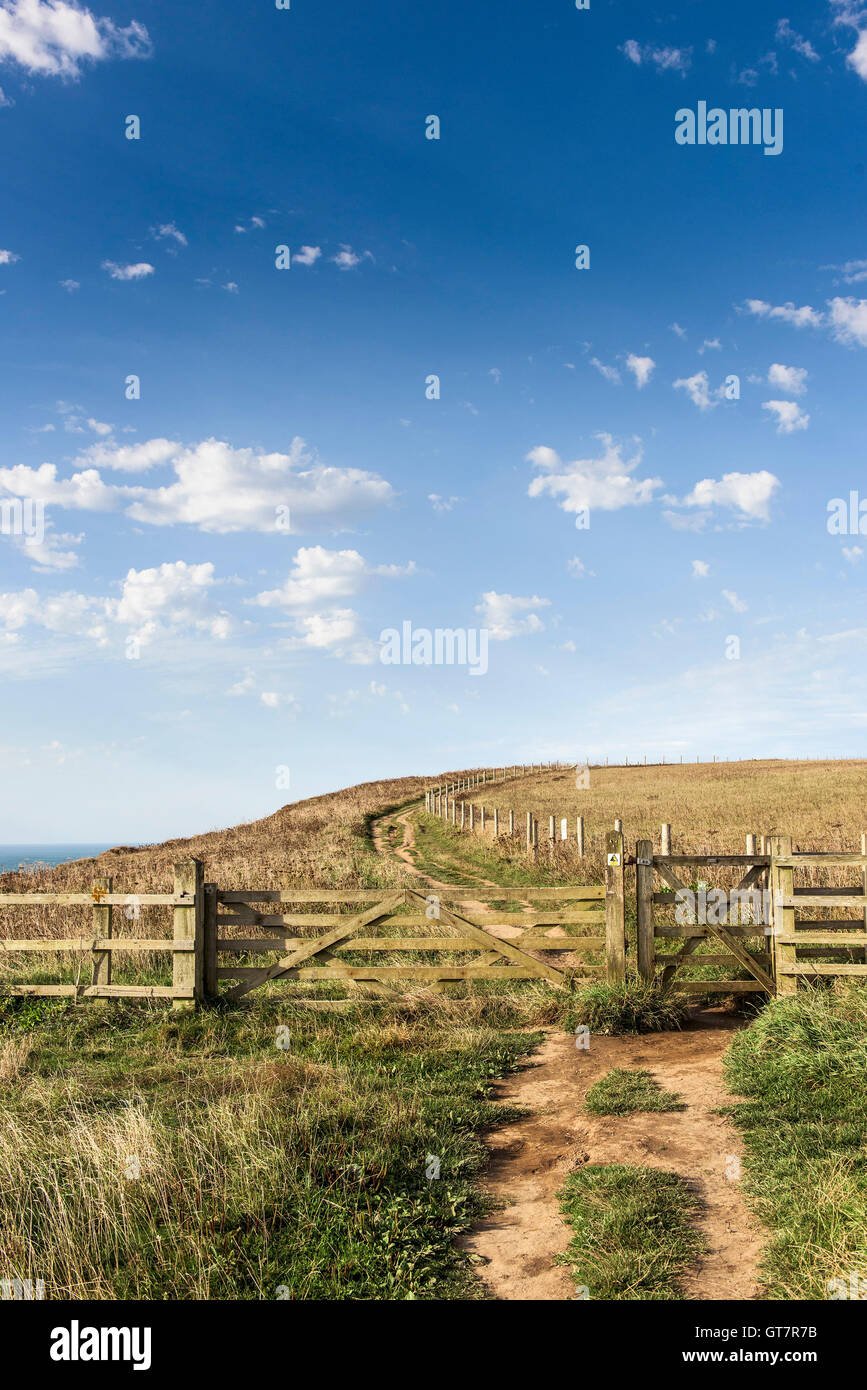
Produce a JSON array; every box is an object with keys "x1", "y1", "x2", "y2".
[
  {"x1": 0, "y1": 991, "x2": 547, "y2": 1300},
  {"x1": 562, "y1": 980, "x2": 689, "y2": 1035},
  {"x1": 412, "y1": 809, "x2": 588, "y2": 887},
  {"x1": 557, "y1": 1164, "x2": 705, "y2": 1299},
  {"x1": 723, "y1": 982, "x2": 867, "y2": 1300},
  {"x1": 584, "y1": 1068, "x2": 686, "y2": 1116}
]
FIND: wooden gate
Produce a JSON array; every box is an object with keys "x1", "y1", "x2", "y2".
[
  {"x1": 211, "y1": 871, "x2": 624, "y2": 1000},
  {"x1": 635, "y1": 842, "x2": 774, "y2": 996},
  {"x1": 768, "y1": 836, "x2": 867, "y2": 993}
]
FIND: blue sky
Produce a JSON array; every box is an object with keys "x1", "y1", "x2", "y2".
[{"x1": 1, "y1": 0, "x2": 866, "y2": 841}]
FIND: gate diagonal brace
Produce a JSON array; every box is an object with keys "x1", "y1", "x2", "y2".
[
  {"x1": 224, "y1": 893, "x2": 404, "y2": 1001},
  {"x1": 406, "y1": 888, "x2": 567, "y2": 988}
]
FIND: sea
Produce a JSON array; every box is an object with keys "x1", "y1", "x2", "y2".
[{"x1": 0, "y1": 845, "x2": 113, "y2": 873}]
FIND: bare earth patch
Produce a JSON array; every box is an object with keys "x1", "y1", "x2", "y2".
[{"x1": 462, "y1": 1011, "x2": 765, "y2": 1301}]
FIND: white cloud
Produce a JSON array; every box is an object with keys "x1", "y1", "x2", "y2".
[
  {"x1": 767, "y1": 362, "x2": 808, "y2": 394},
  {"x1": 0, "y1": 436, "x2": 396, "y2": 533},
  {"x1": 698, "y1": 337, "x2": 721, "y2": 354},
  {"x1": 828, "y1": 296, "x2": 867, "y2": 346},
  {"x1": 590, "y1": 357, "x2": 621, "y2": 384},
  {"x1": 673, "y1": 369, "x2": 716, "y2": 410},
  {"x1": 848, "y1": 29, "x2": 867, "y2": 78},
  {"x1": 293, "y1": 245, "x2": 321, "y2": 267},
  {"x1": 626, "y1": 353, "x2": 655, "y2": 388},
  {"x1": 692, "y1": 560, "x2": 709, "y2": 577},
  {"x1": 741, "y1": 298, "x2": 823, "y2": 328},
  {"x1": 567, "y1": 557, "x2": 595, "y2": 578},
  {"x1": 475, "y1": 591, "x2": 550, "y2": 640},
  {"x1": 102, "y1": 260, "x2": 154, "y2": 281},
  {"x1": 110, "y1": 560, "x2": 231, "y2": 646},
  {"x1": 252, "y1": 546, "x2": 413, "y2": 609},
  {"x1": 0, "y1": 248, "x2": 19, "y2": 264},
  {"x1": 843, "y1": 546, "x2": 864, "y2": 563},
  {"x1": 152, "y1": 222, "x2": 186, "y2": 247},
  {"x1": 332, "y1": 245, "x2": 367, "y2": 270},
  {"x1": 775, "y1": 19, "x2": 820, "y2": 61},
  {"x1": 762, "y1": 399, "x2": 810, "y2": 433},
  {"x1": 670, "y1": 322, "x2": 686, "y2": 338},
  {"x1": 59, "y1": 278, "x2": 79, "y2": 291},
  {"x1": 678, "y1": 470, "x2": 780, "y2": 521},
  {"x1": 619, "y1": 40, "x2": 692, "y2": 73},
  {"x1": 527, "y1": 433, "x2": 662, "y2": 513},
  {"x1": 428, "y1": 493, "x2": 459, "y2": 512},
  {"x1": 0, "y1": 0, "x2": 151, "y2": 78},
  {"x1": 722, "y1": 589, "x2": 748, "y2": 613}
]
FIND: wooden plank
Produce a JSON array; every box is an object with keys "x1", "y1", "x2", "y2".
[
  {"x1": 773, "y1": 855, "x2": 867, "y2": 867},
  {"x1": 406, "y1": 889, "x2": 567, "y2": 988},
  {"x1": 217, "y1": 965, "x2": 552, "y2": 981},
  {"x1": 83, "y1": 985, "x2": 190, "y2": 998},
  {"x1": 0, "y1": 893, "x2": 187, "y2": 906},
  {"x1": 771, "y1": 836, "x2": 795, "y2": 997},
  {"x1": 224, "y1": 893, "x2": 404, "y2": 1000},
  {"x1": 203, "y1": 883, "x2": 218, "y2": 999},
  {"x1": 605, "y1": 830, "x2": 626, "y2": 983},
  {"x1": 0, "y1": 938, "x2": 187, "y2": 952},
  {"x1": 702, "y1": 923, "x2": 775, "y2": 993},
  {"x1": 636, "y1": 839, "x2": 654, "y2": 983},
  {"x1": 91, "y1": 876, "x2": 112, "y2": 1002},
  {"x1": 218, "y1": 935, "x2": 607, "y2": 954},
  {"x1": 216, "y1": 885, "x2": 605, "y2": 904},
  {"x1": 654, "y1": 855, "x2": 770, "y2": 867},
  {"x1": 659, "y1": 934, "x2": 705, "y2": 988},
  {"x1": 0, "y1": 984, "x2": 78, "y2": 996},
  {"x1": 655, "y1": 923, "x2": 766, "y2": 939},
  {"x1": 777, "y1": 963, "x2": 867, "y2": 976},
  {"x1": 670, "y1": 980, "x2": 766, "y2": 993},
  {"x1": 776, "y1": 932, "x2": 867, "y2": 945},
  {"x1": 173, "y1": 859, "x2": 203, "y2": 1011},
  {"x1": 217, "y1": 908, "x2": 605, "y2": 929},
  {"x1": 783, "y1": 894, "x2": 865, "y2": 908}
]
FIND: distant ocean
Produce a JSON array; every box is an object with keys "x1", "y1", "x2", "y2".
[{"x1": 0, "y1": 845, "x2": 113, "y2": 873}]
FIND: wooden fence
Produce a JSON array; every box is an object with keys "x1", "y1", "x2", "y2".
[
  {"x1": 0, "y1": 838, "x2": 625, "y2": 1004},
  {"x1": 0, "y1": 860, "x2": 203, "y2": 1007},
  {"x1": 2, "y1": 829, "x2": 866, "y2": 1006}
]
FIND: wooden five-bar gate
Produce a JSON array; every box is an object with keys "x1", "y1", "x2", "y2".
[{"x1": 2, "y1": 830, "x2": 866, "y2": 1005}]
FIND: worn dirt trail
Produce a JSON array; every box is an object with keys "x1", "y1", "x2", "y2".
[
  {"x1": 372, "y1": 803, "x2": 765, "y2": 1301},
  {"x1": 461, "y1": 1014, "x2": 764, "y2": 1301}
]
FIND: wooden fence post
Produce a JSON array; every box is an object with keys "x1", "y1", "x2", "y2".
[
  {"x1": 769, "y1": 836, "x2": 793, "y2": 997},
  {"x1": 576, "y1": 815, "x2": 584, "y2": 857},
  {"x1": 560, "y1": 817, "x2": 567, "y2": 841},
  {"x1": 494, "y1": 808, "x2": 499, "y2": 836},
  {"x1": 203, "y1": 882, "x2": 218, "y2": 999},
  {"x1": 548, "y1": 816, "x2": 555, "y2": 846},
  {"x1": 92, "y1": 876, "x2": 112, "y2": 1003},
  {"x1": 526, "y1": 811, "x2": 532, "y2": 851},
  {"x1": 460, "y1": 802, "x2": 465, "y2": 830},
  {"x1": 605, "y1": 830, "x2": 626, "y2": 983},
  {"x1": 173, "y1": 858, "x2": 203, "y2": 1010},
  {"x1": 746, "y1": 833, "x2": 756, "y2": 854},
  {"x1": 508, "y1": 809, "x2": 514, "y2": 835},
  {"x1": 661, "y1": 823, "x2": 671, "y2": 856},
  {"x1": 614, "y1": 817, "x2": 623, "y2": 834},
  {"x1": 469, "y1": 803, "x2": 475, "y2": 831},
  {"x1": 636, "y1": 840, "x2": 654, "y2": 982},
  {"x1": 481, "y1": 805, "x2": 486, "y2": 831}
]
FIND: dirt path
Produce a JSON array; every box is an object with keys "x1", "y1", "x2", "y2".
[
  {"x1": 462, "y1": 1012, "x2": 764, "y2": 1301},
  {"x1": 373, "y1": 803, "x2": 765, "y2": 1301}
]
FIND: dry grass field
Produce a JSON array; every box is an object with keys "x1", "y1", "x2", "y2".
[{"x1": 454, "y1": 758, "x2": 867, "y2": 857}]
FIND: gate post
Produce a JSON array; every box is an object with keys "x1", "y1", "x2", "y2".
[
  {"x1": 173, "y1": 858, "x2": 204, "y2": 1010},
  {"x1": 605, "y1": 829, "x2": 626, "y2": 983},
  {"x1": 636, "y1": 839, "x2": 655, "y2": 982},
  {"x1": 769, "y1": 835, "x2": 793, "y2": 997},
  {"x1": 203, "y1": 882, "x2": 218, "y2": 999}
]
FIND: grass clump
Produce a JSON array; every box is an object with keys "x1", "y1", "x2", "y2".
[
  {"x1": 557, "y1": 1164, "x2": 704, "y2": 1299},
  {"x1": 562, "y1": 980, "x2": 688, "y2": 1036},
  {"x1": 584, "y1": 1068, "x2": 685, "y2": 1116},
  {"x1": 723, "y1": 981, "x2": 867, "y2": 1300}
]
